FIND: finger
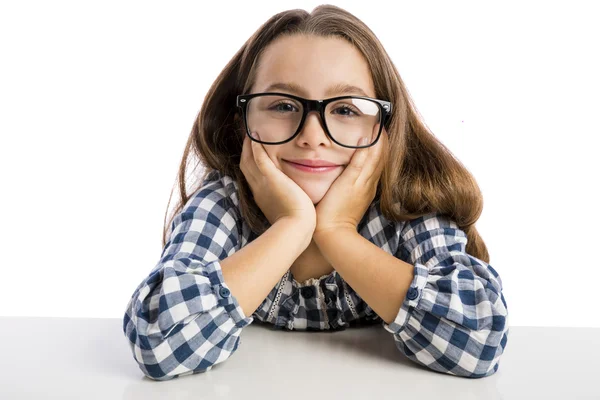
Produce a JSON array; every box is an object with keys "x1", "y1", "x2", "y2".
[
  {"x1": 346, "y1": 136, "x2": 370, "y2": 179},
  {"x1": 240, "y1": 132, "x2": 254, "y2": 177},
  {"x1": 249, "y1": 131, "x2": 273, "y2": 175},
  {"x1": 240, "y1": 132, "x2": 248, "y2": 167},
  {"x1": 373, "y1": 125, "x2": 386, "y2": 160},
  {"x1": 365, "y1": 125, "x2": 386, "y2": 181}
]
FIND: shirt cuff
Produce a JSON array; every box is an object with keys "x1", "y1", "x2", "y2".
[
  {"x1": 382, "y1": 261, "x2": 429, "y2": 335},
  {"x1": 203, "y1": 259, "x2": 254, "y2": 329}
]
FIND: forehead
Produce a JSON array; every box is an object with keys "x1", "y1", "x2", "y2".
[{"x1": 253, "y1": 34, "x2": 375, "y2": 98}]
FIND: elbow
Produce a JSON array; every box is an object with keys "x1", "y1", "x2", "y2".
[
  {"x1": 142, "y1": 365, "x2": 201, "y2": 382},
  {"x1": 445, "y1": 327, "x2": 509, "y2": 379},
  {"x1": 440, "y1": 313, "x2": 510, "y2": 378},
  {"x1": 122, "y1": 259, "x2": 254, "y2": 380},
  {"x1": 448, "y1": 289, "x2": 510, "y2": 378},
  {"x1": 391, "y1": 303, "x2": 510, "y2": 378},
  {"x1": 140, "y1": 355, "x2": 217, "y2": 382},
  {"x1": 124, "y1": 309, "x2": 247, "y2": 381},
  {"x1": 467, "y1": 322, "x2": 510, "y2": 378},
  {"x1": 447, "y1": 328, "x2": 509, "y2": 379},
  {"x1": 394, "y1": 325, "x2": 509, "y2": 378}
]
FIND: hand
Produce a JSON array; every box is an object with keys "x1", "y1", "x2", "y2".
[
  {"x1": 314, "y1": 127, "x2": 388, "y2": 236},
  {"x1": 240, "y1": 131, "x2": 317, "y2": 228}
]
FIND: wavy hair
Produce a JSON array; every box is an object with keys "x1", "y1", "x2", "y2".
[{"x1": 161, "y1": 4, "x2": 490, "y2": 263}]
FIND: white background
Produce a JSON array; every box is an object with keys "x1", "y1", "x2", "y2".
[{"x1": 1, "y1": 0, "x2": 598, "y2": 327}]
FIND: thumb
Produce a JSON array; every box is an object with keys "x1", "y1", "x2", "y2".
[{"x1": 346, "y1": 136, "x2": 370, "y2": 175}]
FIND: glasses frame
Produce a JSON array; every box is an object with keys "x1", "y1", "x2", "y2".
[{"x1": 236, "y1": 92, "x2": 393, "y2": 149}]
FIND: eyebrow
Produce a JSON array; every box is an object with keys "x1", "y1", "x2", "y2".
[{"x1": 262, "y1": 82, "x2": 371, "y2": 98}]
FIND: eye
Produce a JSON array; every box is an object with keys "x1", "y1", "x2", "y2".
[
  {"x1": 332, "y1": 105, "x2": 359, "y2": 117},
  {"x1": 269, "y1": 101, "x2": 299, "y2": 113}
]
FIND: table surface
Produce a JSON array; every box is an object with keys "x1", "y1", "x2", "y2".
[{"x1": 1, "y1": 317, "x2": 598, "y2": 400}]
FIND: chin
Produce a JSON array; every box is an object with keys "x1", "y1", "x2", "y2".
[{"x1": 308, "y1": 192, "x2": 326, "y2": 204}]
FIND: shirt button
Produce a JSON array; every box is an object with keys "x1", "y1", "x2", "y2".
[
  {"x1": 406, "y1": 287, "x2": 419, "y2": 300},
  {"x1": 300, "y1": 286, "x2": 314, "y2": 298},
  {"x1": 219, "y1": 287, "x2": 231, "y2": 298}
]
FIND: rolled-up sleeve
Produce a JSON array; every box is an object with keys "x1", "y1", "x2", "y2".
[
  {"x1": 122, "y1": 180, "x2": 253, "y2": 381},
  {"x1": 382, "y1": 212, "x2": 509, "y2": 378}
]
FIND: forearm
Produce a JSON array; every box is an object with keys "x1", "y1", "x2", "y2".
[
  {"x1": 221, "y1": 218, "x2": 314, "y2": 318},
  {"x1": 313, "y1": 229, "x2": 414, "y2": 324}
]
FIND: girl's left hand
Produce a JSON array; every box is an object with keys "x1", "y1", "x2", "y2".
[{"x1": 314, "y1": 126, "x2": 388, "y2": 236}]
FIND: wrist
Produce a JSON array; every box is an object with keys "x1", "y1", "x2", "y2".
[{"x1": 275, "y1": 217, "x2": 315, "y2": 248}]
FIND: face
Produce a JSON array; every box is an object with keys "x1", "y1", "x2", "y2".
[{"x1": 249, "y1": 34, "x2": 378, "y2": 204}]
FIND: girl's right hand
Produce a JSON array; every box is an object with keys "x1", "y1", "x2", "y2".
[{"x1": 240, "y1": 131, "x2": 316, "y2": 229}]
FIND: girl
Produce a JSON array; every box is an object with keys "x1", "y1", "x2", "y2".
[{"x1": 123, "y1": 5, "x2": 509, "y2": 381}]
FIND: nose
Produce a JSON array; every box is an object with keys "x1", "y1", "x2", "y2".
[{"x1": 295, "y1": 110, "x2": 330, "y2": 146}]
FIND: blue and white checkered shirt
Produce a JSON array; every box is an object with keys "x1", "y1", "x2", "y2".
[{"x1": 123, "y1": 170, "x2": 509, "y2": 381}]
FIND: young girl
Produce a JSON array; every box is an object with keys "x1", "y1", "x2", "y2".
[{"x1": 123, "y1": 5, "x2": 509, "y2": 381}]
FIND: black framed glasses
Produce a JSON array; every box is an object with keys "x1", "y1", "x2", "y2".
[{"x1": 236, "y1": 92, "x2": 393, "y2": 149}]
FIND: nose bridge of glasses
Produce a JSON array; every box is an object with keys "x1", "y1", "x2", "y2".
[
  {"x1": 300, "y1": 100, "x2": 327, "y2": 133},
  {"x1": 305, "y1": 98, "x2": 322, "y2": 113}
]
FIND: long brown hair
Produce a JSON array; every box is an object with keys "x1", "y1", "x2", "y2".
[{"x1": 161, "y1": 4, "x2": 490, "y2": 263}]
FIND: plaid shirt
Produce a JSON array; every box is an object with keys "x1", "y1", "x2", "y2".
[{"x1": 123, "y1": 170, "x2": 509, "y2": 381}]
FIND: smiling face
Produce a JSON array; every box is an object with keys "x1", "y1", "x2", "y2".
[{"x1": 249, "y1": 34, "x2": 377, "y2": 204}]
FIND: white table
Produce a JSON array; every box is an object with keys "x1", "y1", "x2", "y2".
[{"x1": 1, "y1": 317, "x2": 598, "y2": 399}]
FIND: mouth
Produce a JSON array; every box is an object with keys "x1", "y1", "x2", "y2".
[{"x1": 284, "y1": 160, "x2": 342, "y2": 173}]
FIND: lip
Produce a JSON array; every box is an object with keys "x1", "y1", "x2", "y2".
[
  {"x1": 284, "y1": 160, "x2": 342, "y2": 173},
  {"x1": 285, "y1": 159, "x2": 340, "y2": 167}
]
